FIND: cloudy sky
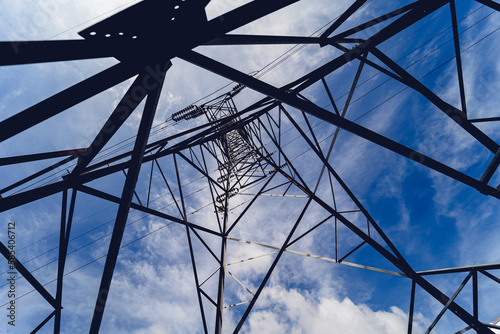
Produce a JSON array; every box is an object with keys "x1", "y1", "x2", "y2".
[{"x1": 1, "y1": 0, "x2": 500, "y2": 333}]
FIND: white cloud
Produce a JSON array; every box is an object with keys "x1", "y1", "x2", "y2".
[{"x1": 243, "y1": 285, "x2": 429, "y2": 334}]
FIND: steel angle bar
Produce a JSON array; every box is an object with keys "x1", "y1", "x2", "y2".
[
  {"x1": 54, "y1": 189, "x2": 77, "y2": 333},
  {"x1": 450, "y1": 0, "x2": 468, "y2": 115},
  {"x1": 418, "y1": 262, "x2": 500, "y2": 275},
  {"x1": 480, "y1": 148, "x2": 500, "y2": 186},
  {"x1": 0, "y1": 40, "x2": 115, "y2": 66},
  {"x1": 146, "y1": 160, "x2": 154, "y2": 207},
  {"x1": 473, "y1": 270, "x2": 478, "y2": 320},
  {"x1": 320, "y1": 77, "x2": 340, "y2": 115},
  {"x1": 329, "y1": 43, "x2": 404, "y2": 82},
  {"x1": 225, "y1": 251, "x2": 279, "y2": 266},
  {"x1": 326, "y1": 2, "x2": 418, "y2": 41},
  {"x1": 475, "y1": 0, "x2": 500, "y2": 12},
  {"x1": 0, "y1": 149, "x2": 86, "y2": 166},
  {"x1": 0, "y1": 181, "x2": 70, "y2": 213},
  {"x1": 69, "y1": 73, "x2": 152, "y2": 178},
  {"x1": 177, "y1": 152, "x2": 225, "y2": 192},
  {"x1": 121, "y1": 169, "x2": 144, "y2": 207},
  {"x1": 338, "y1": 241, "x2": 367, "y2": 263},
  {"x1": 480, "y1": 270, "x2": 500, "y2": 285},
  {"x1": 320, "y1": 0, "x2": 369, "y2": 39},
  {"x1": 0, "y1": 241, "x2": 57, "y2": 308},
  {"x1": 190, "y1": 227, "x2": 221, "y2": 264},
  {"x1": 286, "y1": 214, "x2": 334, "y2": 247},
  {"x1": 425, "y1": 272, "x2": 473, "y2": 334},
  {"x1": 408, "y1": 280, "x2": 416, "y2": 334},
  {"x1": 0, "y1": 156, "x2": 75, "y2": 196},
  {"x1": 55, "y1": 190, "x2": 67, "y2": 333},
  {"x1": 0, "y1": 62, "x2": 138, "y2": 142},
  {"x1": 89, "y1": 61, "x2": 169, "y2": 333},
  {"x1": 233, "y1": 198, "x2": 314, "y2": 333},
  {"x1": 224, "y1": 268, "x2": 255, "y2": 296},
  {"x1": 205, "y1": 35, "x2": 324, "y2": 46},
  {"x1": 205, "y1": 0, "x2": 300, "y2": 45},
  {"x1": 77, "y1": 185, "x2": 221, "y2": 237},
  {"x1": 469, "y1": 116, "x2": 500, "y2": 123},
  {"x1": 224, "y1": 301, "x2": 251, "y2": 309},
  {"x1": 154, "y1": 159, "x2": 184, "y2": 218},
  {"x1": 186, "y1": 226, "x2": 209, "y2": 334},
  {"x1": 31, "y1": 310, "x2": 57, "y2": 334},
  {"x1": 200, "y1": 288, "x2": 217, "y2": 307}
]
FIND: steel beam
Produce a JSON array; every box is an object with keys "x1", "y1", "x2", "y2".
[
  {"x1": 320, "y1": 0, "x2": 368, "y2": 39},
  {"x1": 0, "y1": 40, "x2": 114, "y2": 66},
  {"x1": 0, "y1": 241, "x2": 57, "y2": 308},
  {"x1": 475, "y1": 0, "x2": 500, "y2": 11},
  {"x1": 69, "y1": 73, "x2": 149, "y2": 177},
  {"x1": 89, "y1": 61, "x2": 169, "y2": 333},
  {"x1": 0, "y1": 149, "x2": 86, "y2": 166},
  {"x1": 77, "y1": 185, "x2": 222, "y2": 237},
  {"x1": 0, "y1": 62, "x2": 138, "y2": 142},
  {"x1": 450, "y1": 0, "x2": 468, "y2": 115}
]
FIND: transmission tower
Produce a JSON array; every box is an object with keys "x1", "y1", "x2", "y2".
[{"x1": 1, "y1": 0, "x2": 500, "y2": 333}]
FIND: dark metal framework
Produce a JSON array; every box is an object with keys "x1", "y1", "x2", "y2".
[{"x1": 1, "y1": 0, "x2": 500, "y2": 332}]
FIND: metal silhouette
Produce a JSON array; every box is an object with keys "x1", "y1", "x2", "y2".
[{"x1": 1, "y1": 0, "x2": 500, "y2": 333}]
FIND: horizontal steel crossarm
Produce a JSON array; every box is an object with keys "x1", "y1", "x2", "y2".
[
  {"x1": 0, "y1": 148, "x2": 86, "y2": 166},
  {"x1": 178, "y1": 50, "x2": 500, "y2": 198},
  {"x1": 0, "y1": 241, "x2": 57, "y2": 309},
  {"x1": 0, "y1": 40, "x2": 116, "y2": 66},
  {"x1": 77, "y1": 185, "x2": 222, "y2": 237},
  {"x1": 0, "y1": 156, "x2": 75, "y2": 196},
  {"x1": 204, "y1": 35, "x2": 326, "y2": 46},
  {"x1": 0, "y1": 181, "x2": 70, "y2": 212},
  {"x1": 418, "y1": 262, "x2": 500, "y2": 275}
]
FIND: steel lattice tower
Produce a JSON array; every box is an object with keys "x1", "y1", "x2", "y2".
[{"x1": 1, "y1": 0, "x2": 500, "y2": 333}]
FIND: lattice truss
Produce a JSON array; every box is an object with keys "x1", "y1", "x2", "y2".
[{"x1": 1, "y1": 0, "x2": 500, "y2": 333}]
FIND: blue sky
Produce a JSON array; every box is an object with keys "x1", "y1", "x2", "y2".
[{"x1": 1, "y1": 0, "x2": 500, "y2": 333}]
